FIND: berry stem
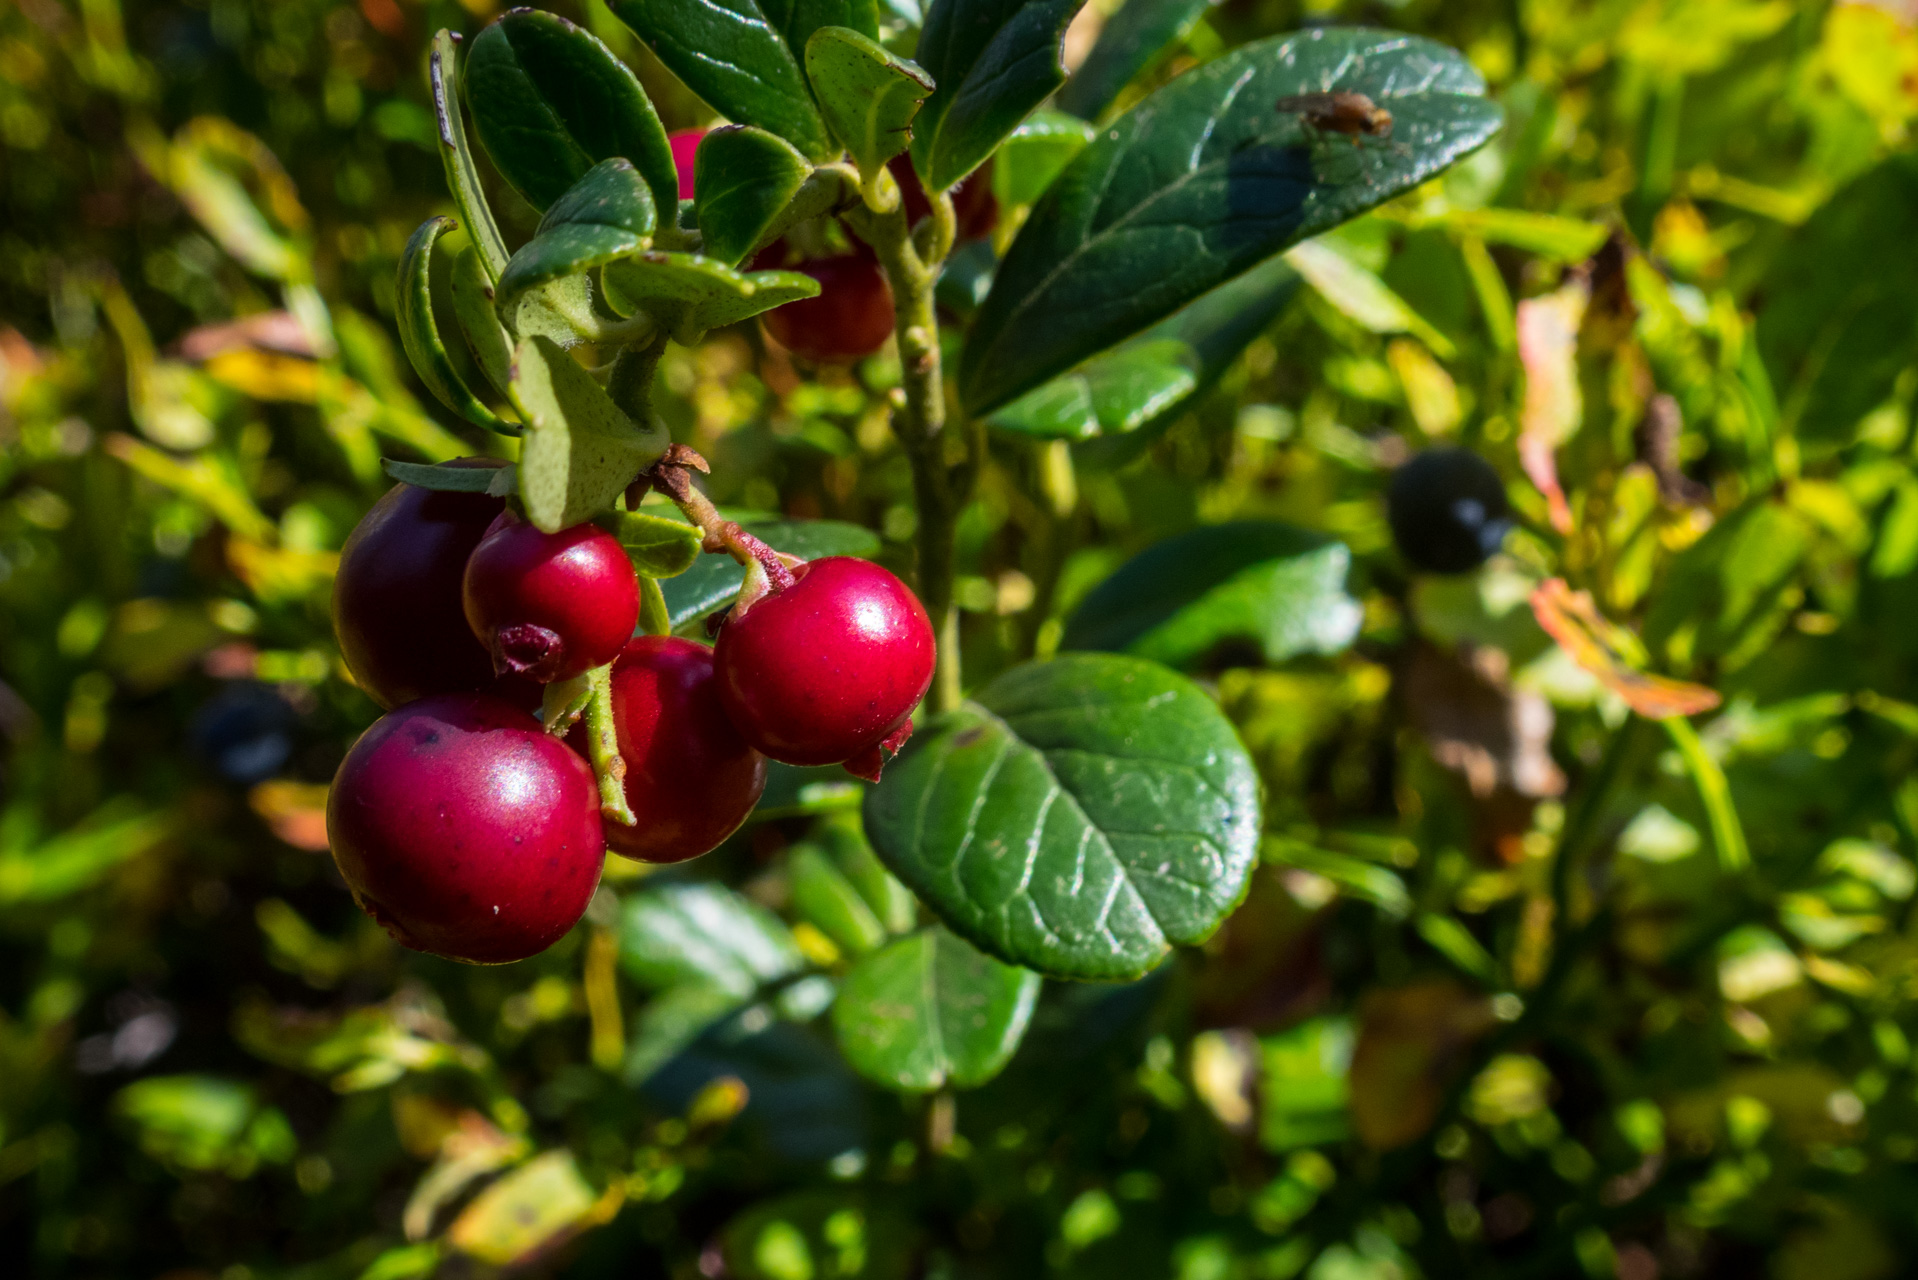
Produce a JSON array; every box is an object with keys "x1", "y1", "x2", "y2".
[
  {"x1": 845, "y1": 188, "x2": 968, "y2": 714},
  {"x1": 644, "y1": 447, "x2": 796, "y2": 591},
  {"x1": 583, "y1": 661, "x2": 636, "y2": 826}
]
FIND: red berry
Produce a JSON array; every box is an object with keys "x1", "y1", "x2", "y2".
[
  {"x1": 760, "y1": 254, "x2": 895, "y2": 363},
  {"x1": 669, "y1": 127, "x2": 705, "y2": 200},
  {"x1": 326, "y1": 694, "x2": 605, "y2": 964},
  {"x1": 333, "y1": 462, "x2": 532, "y2": 710},
  {"x1": 889, "y1": 154, "x2": 998, "y2": 242},
  {"x1": 577, "y1": 636, "x2": 767, "y2": 863},
  {"x1": 713, "y1": 557, "x2": 935, "y2": 766},
  {"x1": 462, "y1": 512, "x2": 640, "y2": 683}
]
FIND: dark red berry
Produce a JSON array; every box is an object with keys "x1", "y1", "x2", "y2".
[
  {"x1": 577, "y1": 636, "x2": 766, "y2": 863},
  {"x1": 760, "y1": 254, "x2": 895, "y2": 363},
  {"x1": 713, "y1": 557, "x2": 935, "y2": 767},
  {"x1": 462, "y1": 512, "x2": 640, "y2": 683},
  {"x1": 889, "y1": 154, "x2": 998, "y2": 242},
  {"x1": 669, "y1": 128, "x2": 705, "y2": 200},
  {"x1": 333, "y1": 461, "x2": 528, "y2": 710},
  {"x1": 326, "y1": 694, "x2": 605, "y2": 964}
]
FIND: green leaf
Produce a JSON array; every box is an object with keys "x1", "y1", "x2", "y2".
[
  {"x1": 694, "y1": 126, "x2": 813, "y2": 267},
  {"x1": 624, "y1": 983, "x2": 750, "y2": 1085},
  {"x1": 431, "y1": 30, "x2": 510, "y2": 284},
  {"x1": 832, "y1": 928, "x2": 1042, "y2": 1090},
  {"x1": 1056, "y1": 0, "x2": 1210, "y2": 121},
  {"x1": 466, "y1": 9, "x2": 677, "y2": 216},
  {"x1": 113, "y1": 1076, "x2": 295, "y2": 1176},
  {"x1": 990, "y1": 110, "x2": 1095, "y2": 209},
  {"x1": 1414, "y1": 913, "x2": 1500, "y2": 985},
  {"x1": 1436, "y1": 207, "x2": 1608, "y2": 262},
  {"x1": 381, "y1": 458, "x2": 511, "y2": 494},
  {"x1": 602, "y1": 251, "x2": 821, "y2": 345},
  {"x1": 721, "y1": 1192, "x2": 915, "y2": 1280},
  {"x1": 1061, "y1": 521, "x2": 1362, "y2": 668},
  {"x1": 450, "y1": 243, "x2": 514, "y2": 398},
  {"x1": 911, "y1": 0, "x2": 1086, "y2": 192},
  {"x1": 790, "y1": 843, "x2": 889, "y2": 956},
  {"x1": 1259, "y1": 1017, "x2": 1354, "y2": 1152},
  {"x1": 619, "y1": 882, "x2": 805, "y2": 997},
  {"x1": 496, "y1": 160, "x2": 657, "y2": 320},
  {"x1": 819, "y1": 817, "x2": 917, "y2": 935},
  {"x1": 804, "y1": 26, "x2": 933, "y2": 187},
  {"x1": 0, "y1": 802, "x2": 174, "y2": 905},
  {"x1": 1264, "y1": 838, "x2": 1410, "y2": 918},
  {"x1": 962, "y1": 27, "x2": 1502, "y2": 414},
  {"x1": 1286, "y1": 238, "x2": 1454, "y2": 357},
  {"x1": 864, "y1": 654, "x2": 1261, "y2": 981},
  {"x1": 1641, "y1": 497, "x2": 1810, "y2": 671},
  {"x1": 602, "y1": 509, "x2": 703, "y2": 577},
  {"x1": 396, "y1": 216, "x2": 513, "y2": 431},
  {"x1": 446, "y1": 1151, "x2": 603, "y2": 1267},
  {"x1": 609, "y1": 0, "x2": 838, "y2": 160},
  {"x1": 988, "y1": 340, "x2": 1196, "y2": 442},
  {"x1": 508, "y1": 334, "x2": 671, "y2": 531},
  {"x1": 658, "y1": 518, "x2": 881, "y2": 628}
]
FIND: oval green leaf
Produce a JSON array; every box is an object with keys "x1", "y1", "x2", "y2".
[
  {"x1": 961, "y1": 27, "x2": 1502, "y2": 414},
  {"x1": 619, "y1": 882, "x2": 805, "y2": 997},
  {"x1": 508, "y1": 334, "x2": 671, "y2": 531},
  {"x1": 602, "y1": 251, "x2": 821, "y2": 344},
  {"x1": 790, "y1": 843, "x2": 889, "y2": 956},
  {"x1": 1062, "y1": 521, "x2": 1361, "y2": 667},
  {"x1": 1055, "y1": 0, "x2": 1210, "y2": 122},
  {"x1": 431, "y1": 29, "x2": 510, "y2": 283},
  {"x1": 990, "y1": 110, "x2": 1096, "y2": 209},
  {"x1": 694, "y1": 126, "x2": 813, "y2": 267},
  {"x1": 396, "y1": 216, "x2": 512, "y2": 431},
  {"x1": 864, "y1": 653, "x2": 1260, "y2": 981},
  {"x1": 832, "y1": 928, "x2": 1042, "y2": 1091},
  {"x1": 601, "y1": 508, "x2": 703, "y2": 578},
  {"x1": 466, "y1": 9, "x2": 677, "y2": 215},
  {"x1": 911, "y1": 0, "x2": 1086, "y2": 192},
  {"x1": 804, "y1": 26, "x2": 933, "y2": 186},
  {"x1": 497, "y1": 159, "x2": 657, "y2": 316}
]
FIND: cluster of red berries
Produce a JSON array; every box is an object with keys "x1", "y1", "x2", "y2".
[{"x1": 325, "y1": 464, "x2": 935, "y2": 964}]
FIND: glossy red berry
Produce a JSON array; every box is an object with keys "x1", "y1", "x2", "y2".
[
  {"x1": 760, "y1": 254, "x2": 895, "y2": 363},
  {"x1": 713, "y1": 557, "x2": 935, "y2": 767},
  {"x1": 577, "y1": 636, "x2": 767, "y2": 863},
  {"x1": 462, "y1": 512, "x2": 640, "y2": 684},
  {"x1": 669, "y1": 127, "x2": 705, "y2": 199},
  {"x1": 326, "y1": 694, "x2": 605, "y2": 964},
  {"x1": 334, "y1": 462, "x2": 528, "y2": 710},
  {"x1": 889, "y1": 154, "x2": 998, "y2": 242}
]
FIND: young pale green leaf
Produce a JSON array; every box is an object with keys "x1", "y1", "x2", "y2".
[
  {"x1": 990, "y1": 255, "x2": 1301, "y2": 462},
  {"x1": 466, "y1": 9, "x2": 677, "y2": 215},
  {"x1": 396, "y1": 217, "x2": 512, "y2": 431},
  {"x1": 600, "y1": 509, "x2": 703, "y2": 578},
  {"x1": 1285, "y1": 238, "x2": 1454, "y2": 357},
  {"x1": 496, "y1": 160, "x2": 657, "y2": 316},
  {"x1": 382, "y1": 458, "x2": 510, "y2": 493},
  {"x1": 991, "y1": 110, "x2": 1095, "y2": 209},
  {"x1": 601, "y1": 251, "x2": 820, "y2": 344},
  {"x1": 1055, "y1": 0, "x2": 1211, "y2": 121},
  {"x1": 962, "y1": 27, "x2": 1502, "y2": 414},
  {"x1": 693, "y1": 126, "x2": 812, "y2": 267},
  {"x1": 509, "y1": 334, "x2": 670, "y2": 531},
  {"x1": 450, "y1": 244, "x2": 514, "y2": 397},
  {"x1": 832, "y1": 928, "x2": 1042, "y2": 1091},
  {"x1": 1062, "y1": 521, "x2": 1362, "y2": 667},
  {"x1": 804, "y1": 26, "x2": 933, "y2": 186},
  {"x1": 430, "y1": 30, "x2": 510, "y2": 284},
  {"x1": 609, "y1": 0, "x2": 838, "y2": 160},
  {"x1": 790, "y1": 844, "x2": 889, "y2": 956},
  {"x1": 618, "y1": 882, "x2": 805, "y2": 997},
  {"x1": 658, "y1": 519, "x2": 880, "y2": 628},
  {"x1": 864, "y1": 654, "x2": 1261, "y2": 981},
  {"x1": 911, "y1": 0, "x2": 1086, "y2": 192}
]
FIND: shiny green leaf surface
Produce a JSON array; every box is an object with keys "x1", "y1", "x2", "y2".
[
  {"x1": 990, "y1": 110, "x2": 1095, "y2": 209},
  {"x1": 1056, "y1": 0, "x2": 1211, "y2": 121},
  {"x1": 602, "y1": 509, "x2": 704, "y2": 578},
  {"x1": 609, "y1": 0, "x2": 836, "y2": 160},
  {"x1": 1062, "y1": 521, "x2": 1363, "y2": 667},
  {"x1": 865, "y1": 654, "x2": 1261, "y2": 980},
  {"x1": 790, "y1": 844, "x2": 889, "y2": 956},
  {"x1": 508, "y1": 334, "x2": 670, "y2": 531},
  {"x1": 694, "y1": 127, "x2": 812, "y2": 267},
  {"x1": 381, "y1": 458, "x2": 509, "y2": 493},
  {"x1": 466, "y1": 9, "x2": 677, "y2": 215},
  {"x1": 962, "y1": 27, "x2": 1501, "y2": 413},
  {"x1": 618, "y1": 882, "x2": 805, "y2": 997},
  {"x1": 395, "y1": 216, "x2": 511, "y2": 431},
  {"x1": 832, "y1": 928, "x2": 1042, "y2": 1090},
  {"x1": 804, "y1": 26, "x2": 933, "y2": 185},
  {"x1": 910, "y1": 0, "x2": 1086, "y2": 191},
  {"x1": 496, "y1": 160, "x2": 657, "y2": 316},
  {"x1": 658, "y1": 519, "x2": 881, "y2": 628},
  {"x1": 602, "y1": 251, "x2": 820, "y2": 344}
]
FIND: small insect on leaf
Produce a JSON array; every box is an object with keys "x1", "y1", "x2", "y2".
[{"x1": 1275, "y1": 92, "x2": 1395, "y2": 142}]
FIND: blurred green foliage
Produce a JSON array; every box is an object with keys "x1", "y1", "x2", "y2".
[{"x1": 10, "y1": 0, "x2": 1918, "y2": 1277}]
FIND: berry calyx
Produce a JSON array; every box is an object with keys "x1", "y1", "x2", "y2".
[
  {"x1": 462, "y1": 511, "x2": 640, "y2": 683},
  {"x1": 669, "y1": 127, "x2": 705, "y2": 199},
  {"x1": 713, "y1": 557, "x2": 935, "y2": 767},
  {"x1": 334, "y1": 461, "x2": 520, "y2": 709},
  {"x1": 578, "y1": 636, "x2": 767, "y2": 863},
  {"x1": 759, "y1": 252, "x2": 895, "y2": 363},
  {"x1": 889, "y1": 154, "x2": 998, "y2": 243},
  {"x1": 1386, "y1": 448, "x2": 1513, "y2": 575},
  {"x1": 325, "y1": 694, "x2": 605, "y2": 964}
]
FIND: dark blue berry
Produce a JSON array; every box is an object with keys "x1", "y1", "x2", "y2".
[{"x1": 1387, "y1": 448, "x2": 1512, "y2": 575}]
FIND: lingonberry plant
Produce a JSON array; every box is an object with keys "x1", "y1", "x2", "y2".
[{"x1": 339, "y1": 0, "x2": 1498, "y2": 1056}]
